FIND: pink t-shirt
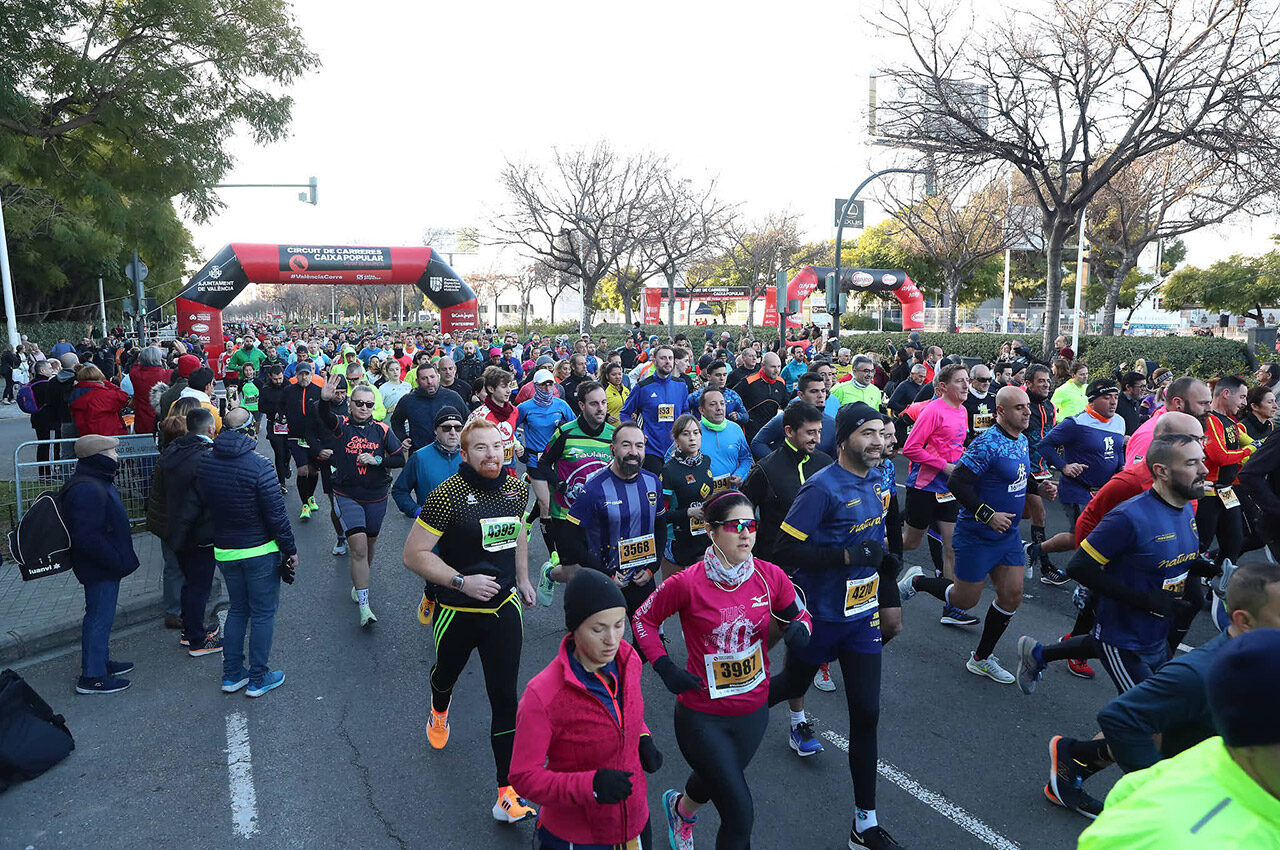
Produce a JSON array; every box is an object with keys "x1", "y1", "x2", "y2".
[
  {"x1": 901, "y1": 397, "x2": 968, "y2": 492},
  {"x1": 1125, "y1": 406, "x2": 1166, "y2": 465},
  {"x1": 633, "y1": 559, "x2": 810, "y2": 716}
]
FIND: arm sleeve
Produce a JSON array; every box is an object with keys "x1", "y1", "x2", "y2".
[
  {"x1": 1037, "y1": 420, "x2": 1070, "y2": 470},
  {"x1": 631, "y1": 569, "x2": 688, "y2": 662},
  {"x1": 885, "y1": 491, "x2": 903, "y2": 555},
  {"x1": 1066, "y1": 530, "x2": 1150, "y2": 610},
  {"x1": 751, "y1": 414, "x2": 782, "y2": 460},
  {"x1": 1096, "y1": 660, "x2": 1208, "y2": 773},
  {"x1": 392, "y1": 459, "x2": 419, "y2": 516},
  {"x1": 775, "y1": 488, "x2": 850, "y2": 570},
  {"x1": 509, "y1": 688, "x2": 597, "y2": 808},
  {"x1": 947, "y1": 462, "x2": 982, "y2": 513}
]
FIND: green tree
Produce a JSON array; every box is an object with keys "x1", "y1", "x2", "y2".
[
  {"x1": 1162, "y1": 250, "x2": 1280, "y2": 326},
  {"x1": 0, "y1": 0, "x2": 318, "y2": 321}
]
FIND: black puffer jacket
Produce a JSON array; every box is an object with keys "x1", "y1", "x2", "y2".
[
  {"x1": 195, "y1": 431, "x2": 296, "y2": 556},
  {"x1": 149, "y1": 433, "x2": 214, "y2": 551}
]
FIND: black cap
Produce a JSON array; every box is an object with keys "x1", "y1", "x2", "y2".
[
  {"x1": 1086, "y1": 378, "x2": 1120, "y2": 400},
  {"x1": 434, "y1": 406, "x2": 464, "y2": 428},
  {"x1": 835, "y1": 401, "x2": 884, "y2": 445},
  {"x1": 564, "y1": 568, "x2": 627, "y2": 632},
  {"x1": 1207, "y1": 628, "x2": 1280, "y2": 747}
]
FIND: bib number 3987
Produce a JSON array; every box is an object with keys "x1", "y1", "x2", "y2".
[
  {"x1": 703, "y1": 642, "x2": 765, "y2": 699},
  {"x1": 479, "y1": 516, "x2": 521, "y2": 552},
  {"x1": 844, "y1": 575, "x2": 879, "y2": 618}
]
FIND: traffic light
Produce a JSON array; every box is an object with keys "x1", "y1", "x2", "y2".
[
  {"x1": 825, "y1": 272, "x2": 838, "y2": 314},
  {"x1": 298, "y1": 176, "x2": 318, "y2": 205}
]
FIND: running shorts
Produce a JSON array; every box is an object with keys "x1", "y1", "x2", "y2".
[
  {"x1": 792, "y1": 613, "x2": 882, "y2": 664},
  {"x1": 526, "y1": 452, "x2": 555, "y2": 483},
  {"x1": 952, "y1": 524, "x2": 1024, "y2": 583},
  {"x1": 904, "y1": 487, "x2": 959, "y2": 528},
  {"x1": 288, "y1": 438, "x2": 320, "y2": 468},
  {"x1": 1095, "y1": 640, "x2": 1170, "y2": 695},
  {"x1": 334, "y1": 494, "x2": 389, "y2": 538}
]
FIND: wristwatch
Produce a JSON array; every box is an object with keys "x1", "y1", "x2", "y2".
[{"x1": 451, "y1": 574, "x2": 465, "y2": 591}]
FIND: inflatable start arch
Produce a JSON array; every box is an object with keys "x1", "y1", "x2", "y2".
[{"x1": 176, "y1": 243, "x2": 479, "y2": 366}]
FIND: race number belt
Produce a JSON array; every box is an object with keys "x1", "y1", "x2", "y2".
[
  {"x1": 935, "y1": 491, "x2": 956, "y2": 504},
  {"x1": 617, "y1": 533, "x2": 657, "y2": 578},
  {"x1": 273, "y1": 421, "x2": 288, "y2": 435},
  {"x1": 844, "y1": 574, "x2": 880, "y2": 618},
  {"x1": 703, "y1": 641, "x2": 765, "y2": 699},
  {"x1": 1217, "y1": 486, "x2": 1240, "y2": 509},
  {"x1": 657, "y1": 403, "x2": 675, "y2": 423},
  {"x1": 479, "y1": 516, "x2": 521, "y2": 552},
  {"x1": 1163, "y1": 571, "x2": 1189, "y2": 596}
]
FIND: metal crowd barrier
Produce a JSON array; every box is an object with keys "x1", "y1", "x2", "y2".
[{"x1": 14, "y1": 435, "x2": 161, "y2": 525}]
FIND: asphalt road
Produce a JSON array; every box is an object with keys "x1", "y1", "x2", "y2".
[{"x1": 0, "y1": 449, "x2": 1224, "y2": 850}]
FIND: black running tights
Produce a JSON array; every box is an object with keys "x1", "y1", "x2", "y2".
[{"x1": 673, "y1": 703, "x2": 768, "y2": 850}]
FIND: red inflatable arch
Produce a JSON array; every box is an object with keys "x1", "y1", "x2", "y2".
[
  {"x1": 176, "y1": 243, "x2": 479, "y2": 367},
  {"x1": 786, "y1": 265, "x2": 926, "y2": 330}
]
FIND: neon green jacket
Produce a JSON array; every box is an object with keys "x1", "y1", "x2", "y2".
[
  {"x1": 1052, "y1": 380, "x2": 1087, "y2": 420},
  {"x1": 1078, "y1": 737, "x2": 1280, "y2": 849},
  {"x1": 831, "y1": 380, "x2": 884, "y2": 410}
]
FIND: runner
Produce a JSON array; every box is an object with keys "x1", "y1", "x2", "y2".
[
  {"x1": 1037, "y1": 378, "x2": 1126, "y2": 532},
  {"x1": 620, "y1": 344, "x2": 688, "y2": 473},
  {"x1": 401, "y1": 418, "x2": 536, "y2": 823},
  {"x1": 535, "y1": 382, "x2": 614, "y2": 606},
  {"x1": 1199, "y1": 375, "x2": 1254, "y2": 563},
  {"x1": 315, "y1": 375, "x2": 351, "y2": 555},
  {"x1": 469, "y1": 366, "x2": 522, "y2": 476},
  {"x1": 256, "y1": 364, "x2": 291, "y2": 493},
  {"x1": 633, "y1": 490, "x2": 812, "y2": 850},
  {"x1": 1022, "y1": 364, "x2": 1062, "y2": 583},
  {"x1": 900, "y1": 363, "x2": 979, "y2": 626},
  {"x1": 282, "y1": 359, "x2": 323, "y2": 521},
  {"x1": 564, "y1": 422, "x2": 666, "y2": 637},
  {"x1": 516, "y1": 368, "x2": 575, "y2": 550},
  {"x1": 660, "y1": 414, "x2": 717, "y2": 580},
  {"x1": 769, "y1": 402, "x2": 905, "y2": 850},
  {"x1": 962, "y1": 364, "x2": 997, "y2": 445},
  {"x1": 510, "y1": 569, "x2": 661, "y2": 850},
  {"x1": 897, "y1": 387, "x2": 1057, "y2": 683},
  {"x1": 318, "y1": 372, "x2": 408, "y2": 629},
  {"x1": 696, "y1": 389, "x2": 752, "y2": 490}
]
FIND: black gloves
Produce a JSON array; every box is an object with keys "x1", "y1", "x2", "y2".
[
  {"x1": 653, "y1": 656, "x2": 701, "y2": 695},
  {"x1": 783, "y1": 619, "x2": 811, "y2": 651},
  {"x1": 638, "y1": 734, "x2": 663, "y2": 773},
  {"x1": 278, "y1": 556, "x2": 296, "y2": 585},
  {"x1": 1144, "y1": 590, "x2": 1193, "y2": 620},
  {"x1": 845, "y1": 538, "x2": 884, "y2": 569},
  {"x1": 1188, "y1": 555, "x2": 1221, "y2": 579},
  {"x1": 592, "y1": 769, "x2": 634, "y2": 804}
]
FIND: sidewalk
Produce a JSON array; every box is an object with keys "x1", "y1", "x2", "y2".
[{"x1": 1, "y1": 534, "x2": 181, "y2": 665}]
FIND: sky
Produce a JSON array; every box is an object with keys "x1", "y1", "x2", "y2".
[{"x1": 184, "y1": 0, "x2": 1279, "y2": 283}]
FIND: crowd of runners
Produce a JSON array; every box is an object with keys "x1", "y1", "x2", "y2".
[{"x1": 42, "y1": 321, "x2": 1280, "y2": 849}]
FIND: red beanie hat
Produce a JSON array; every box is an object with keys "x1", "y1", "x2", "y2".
[{"x1": 177, "y1": 354, "x2": 201, "y2": 378}]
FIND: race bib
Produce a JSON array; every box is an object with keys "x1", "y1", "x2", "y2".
[
  {"x1": 689, "y1": 505, "x2": 707, "y2": 536},
  {"x1": 703, "y1": 641, "x2": 765, "y2": 699},
  {"x1": 479, "y1": 516, "x2": 521, "y2": 552},
  {"x1": 657, "y1": 403, "x2": 675, "y2": 422},
  {"x1": 503, "y1": 443, "x2": 514, "y2": 463},
  {"x1": 844, "y1": 574, "x2": 880, "y2": 618},
  {"x1": 296, "y1": 438, "x2": 309, "y2": 449},
  {"x1": 1217, "y1": 486, "x2": 1240, "y2": 509},
  {"x1": 713, "y1": 474, "x2": 732, "y2": 493},
  {"x1": 1162, "y1": 571, "x2": 1189, "y2": 596},
  {"x1": 273, "y1": 422, "x2": 288, "y2": 435},
  {"x1": 936, "y1": 491, "x2": 955, "y2": 504},
  {"x1": 1032, "y1": 471, "x2": 1053, "y2": 481},
  {"x1": 881, "y1": 488, "x2": 892, "y2": 515},
  {"x1": 617, "y1": 533, "x2": 657, "y2": 575}
]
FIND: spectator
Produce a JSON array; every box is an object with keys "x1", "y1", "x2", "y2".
[
  {"x1": 0, "y1": 344, "x2": 19, "y2": 404},
  {"x1": 1054, "y1": 335, "x2": 1075, "y2": 361},
  {"x1": 27, "y1": 359, "x2": 59, "y2": 474},
  {"x1": 66, "y1": 435, "x2": 140, "y2": 694},
  {"x1": 129, "y1": 346, "x2": 171, "y2": 436},
  {"x1": 179, "y1": 367, "x2": 223, "y2": 433},
  {"x1": 69, "y1": 364, "x2": 129, "y2": 436},
  {"x1": 155, "y1": 354, "x2": 203, "y2": 423},
  {"x1": 196, "y1": 407, "x2": 297, "y2": 698},
  {"x1": 51, "y1": 353, "x2": 81, "y2": 445}
]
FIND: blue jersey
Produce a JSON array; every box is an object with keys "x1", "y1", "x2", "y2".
[
  {"x1": 779, "y1": 463, "x2": 886, "y2": 623},
  {"x1": 1080, "y1": 490, "x2": 1199, "y2": 652},
  {"x1": 956, "y1": 426, "x2": 1031, "y2": 542},
  {"x1": 566, "y1": 467, "x2": 665, "y2": 579},
  {"x1": 516, "y1": 397, "x2": 574, "y2": 454},
  {"x1": 1039, "y1": 409, "x2": 1126, "y2": 504},
  {"x1": 880, "y1": 456, "x2": 897, "y2": 520},
  {"x1": 621, "y1": 373, "x2": 690, "y2": 458}
]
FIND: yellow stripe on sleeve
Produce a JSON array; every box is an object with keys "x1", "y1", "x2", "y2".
[
  {"x1": 780, "y1": 522, "x2": 808, "y2": 542},
  {"x1": 1080, "y1": 539, "x2": 1109, "y2": 565}
]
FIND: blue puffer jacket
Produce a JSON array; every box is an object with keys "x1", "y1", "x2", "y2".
[
  {"x1": 63, "y1": 454, "x2": 140, "y2": 584},
  {"x1": 196, "y1": 431, "x2": 297, "y2": 556}
]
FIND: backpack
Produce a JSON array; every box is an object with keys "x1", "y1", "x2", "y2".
[
  {"x1": 5, "y1": 479, "x2": 89, "y2": 581},
  {"x1": 16, "y1": 378, "x2": 44, "y2": 414},
  {"x1": 0, "y1": 669, "x2": 75, "y2": 792}
]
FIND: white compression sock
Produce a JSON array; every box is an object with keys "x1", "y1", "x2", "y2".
[{"x1": 789, "y1": 710, "x2": 806, "y2": 729}]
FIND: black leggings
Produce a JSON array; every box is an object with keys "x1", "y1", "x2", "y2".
[
  {"x1": 430, "y1": 595, "x2": 523, "y2": 786},
  {"x1": 674, "y1": 703, "x2": 768, "y2": 850},
  {"x1": 769, "y1": 649, "x2": 881, "y2": 812},
  {"x1": 1196, "y1": 495, "x2": 1244, "y2": 562},
  {"x1": 267, "y1": 433, "x2": 291, "y2": 484}
]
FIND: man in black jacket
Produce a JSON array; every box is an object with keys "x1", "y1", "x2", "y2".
[
  {"x1": 389, "y1": 361, "x2": 467, "y2": 454},
  {"x1": 742, "y1": 401, "x2": 833, "y2": 559},
  {"x1": 737, "y1": 351, "x2": 790, "y2": 440},
  {"x1": 1116, "y1": 371, "x2": 1148, "y2": 436},
  {"x1": 154, "y1": 408, "x2": 221, "y2": 656}
]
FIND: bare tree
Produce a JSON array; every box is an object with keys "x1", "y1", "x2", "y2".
[
  {"x1": 509, "y1": 262, "x2": 553, "y2": 334},
  {"x1": 534, "y1": 249, "x2": 577, "y2": 324},
  {"x1": 723, "y1": 213, "x2": 803, "y2": 329},
  {"x1": 493, "y1": 143, "x2": 666, "y2": 328},
  {"x1": 873, "y1": 0, "x2": 1280, "y2": 356},
  {"x1": 644, "y1": 173, "x2": 736, "y2": 329},
  {"x1": 880, "y1": 167, "x2": 1028, "y2": 332}
]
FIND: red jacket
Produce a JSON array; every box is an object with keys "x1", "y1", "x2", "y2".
[
  {"x1": 69, "y1": 381, "x2": 129, "y2": 437},
  {"x1": 129, "y1": 365, "x2": 170, "y2": 434},
  {"x1": 510, "y1": 636, "x2": 650, "y2": 846}
]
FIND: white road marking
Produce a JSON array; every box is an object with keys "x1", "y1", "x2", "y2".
[
  {"x1": 822, "y1": 730, "x2": 1022, "y2": 850},
  {"x1": 226, "y1": 712, "x2": 259, "y2": 838}
]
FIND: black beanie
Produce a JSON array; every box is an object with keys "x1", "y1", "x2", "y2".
[
  {"x1": 564, "y1": 568, "x2": 627, "y2": 632},
  {"x1": 1207, "y1": 627, "x2": 1280, "y2": 747},
  {"x1": 835, "y1": 401, "x2": 883, "y2": 445}
]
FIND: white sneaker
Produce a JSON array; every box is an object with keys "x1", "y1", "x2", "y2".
[
  {"x1": 813, "y1": 663, "x2": 837, "y2": 692},
  {"x1": 966, "y1": 652, "x2": 1015, "y2": 684},
  {"x1": 332, "y1": 539, "x2": 348, "y2": 555},
  {"x1": 897, "y1": 565, "x2": 923, "y2": 603}
]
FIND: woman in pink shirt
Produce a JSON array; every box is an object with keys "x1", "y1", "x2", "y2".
[{"x1": 633, "y1": 490, "x2": 812, "y2": 850}]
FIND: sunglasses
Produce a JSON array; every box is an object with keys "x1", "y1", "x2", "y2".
[
  {"x1": 351, "y1": 400, "x2": 375, "y2": 408},
  {"x1": 711, "y1": 518, "x2": 758, "y2": 534},
  {"x1": 438, "y1": 423, "x2": 462, "y2": 432}
]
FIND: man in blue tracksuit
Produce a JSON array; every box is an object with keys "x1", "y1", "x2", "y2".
[
  {"x1": 695, "y1": 388, "x2": 753, "y2": 487},
  {"x1": 393, "y1": 407, "x2": 465, "y2": 517},
  {"x1": 620, "y1": 344, "x2": 689, "y2": 474}
]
